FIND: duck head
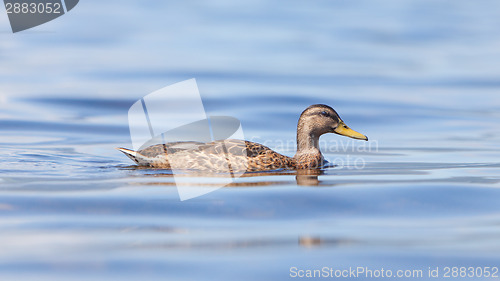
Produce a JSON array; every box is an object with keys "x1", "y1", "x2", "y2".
[{"x1": 296, "y1": 104, "x2": 368, "y2": 153}]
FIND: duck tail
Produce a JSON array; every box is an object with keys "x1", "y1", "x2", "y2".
[{"x1": 116, "y1": 147, "x2": 140, "y2": 164}]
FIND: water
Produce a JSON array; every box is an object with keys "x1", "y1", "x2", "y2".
[{"x1": 1, "y1": 1, "x2": 500, "y2": 280}]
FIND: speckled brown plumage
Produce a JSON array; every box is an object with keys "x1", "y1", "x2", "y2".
[
  {"x1": 117, "y1": 104, "x2": 367, "y2": 172},
  {"x1": 118, "y1": 140, "x2": 297, "y2": 172}
]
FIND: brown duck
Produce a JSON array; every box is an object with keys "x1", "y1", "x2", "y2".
[{"x1": 117, "y1": 104, "x2": 368, "y2": 172}]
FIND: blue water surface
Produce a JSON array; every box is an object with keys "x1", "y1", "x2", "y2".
[{"x1": 1, "y1": 1, "x2": 500, "y2": 280}]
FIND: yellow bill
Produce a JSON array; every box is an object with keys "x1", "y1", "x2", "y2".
[{"x1": 333, "y1": 121, "x2": 368, "y2": 141}]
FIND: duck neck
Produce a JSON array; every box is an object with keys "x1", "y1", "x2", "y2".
[{"x1": 295, "y1": 125, "x2": 321, "y2": 156}]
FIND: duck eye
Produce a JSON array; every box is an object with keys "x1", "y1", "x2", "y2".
[{"x1": 320, "y1": 111, "x2": 329, "y2": 117}]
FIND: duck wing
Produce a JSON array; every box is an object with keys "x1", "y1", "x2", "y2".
[{"x1": 139, "y1": 141, "x2": 205, "y2": 157}]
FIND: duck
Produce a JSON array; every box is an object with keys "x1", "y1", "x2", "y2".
[{"x1": 117, "y1": 104, "x2": 368, "y2": 172}]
